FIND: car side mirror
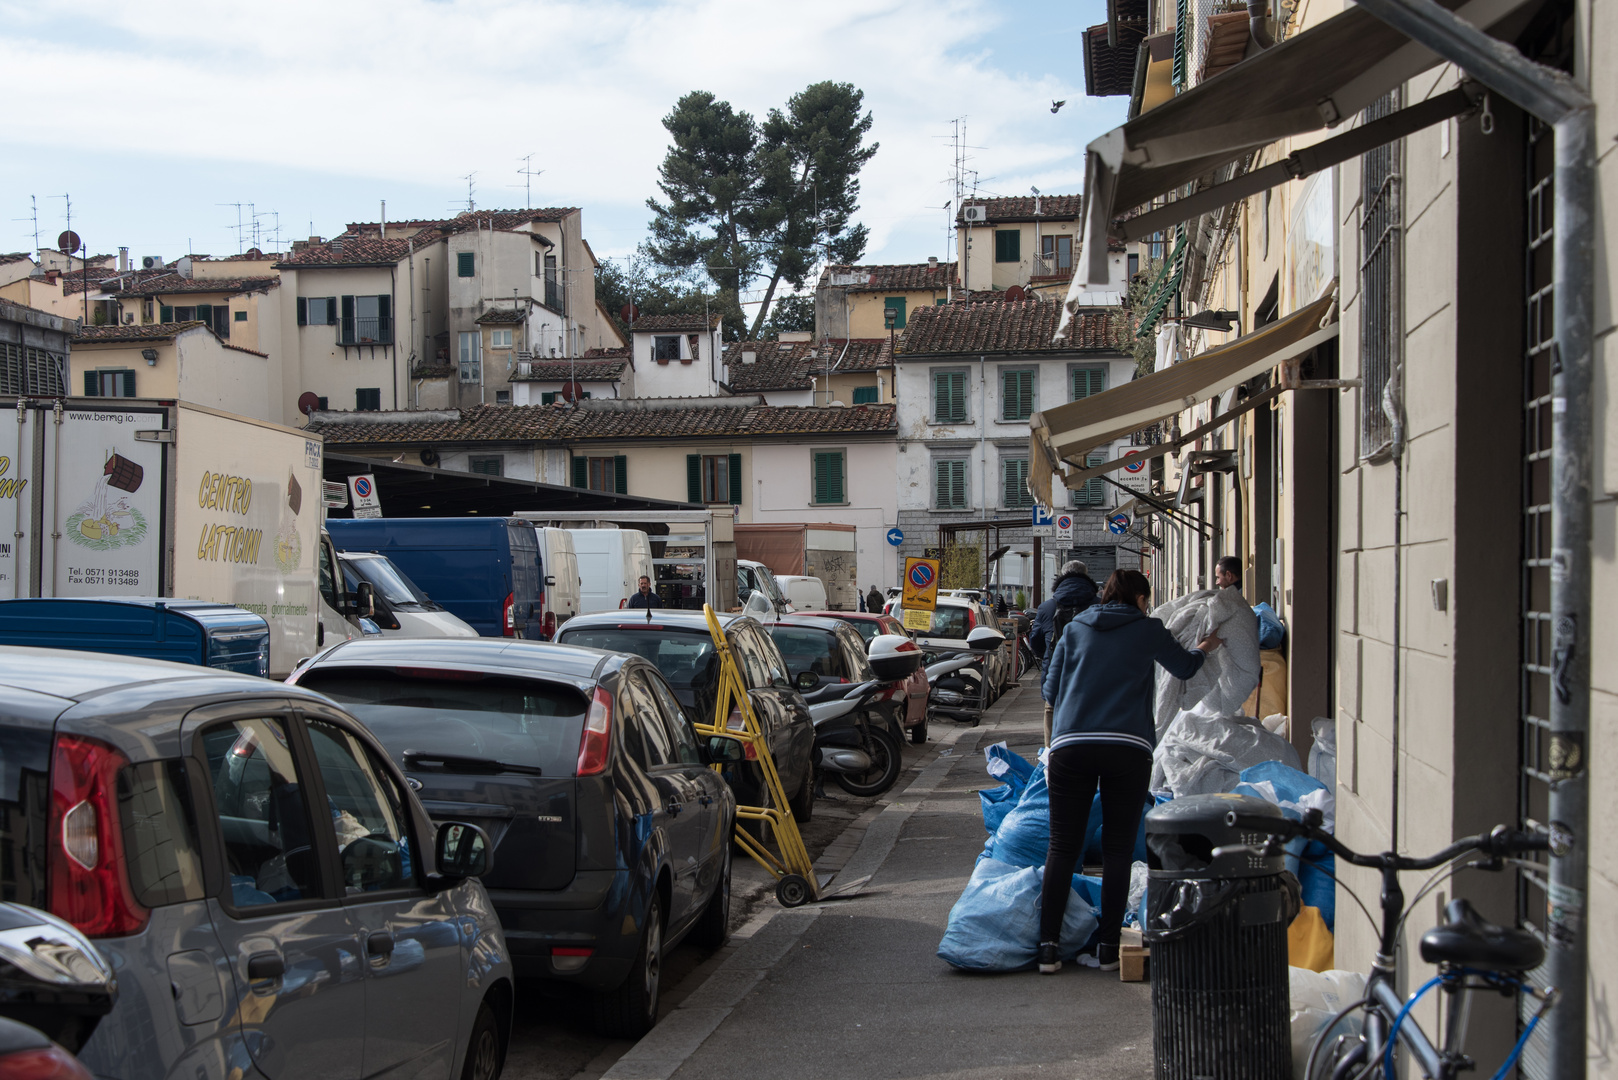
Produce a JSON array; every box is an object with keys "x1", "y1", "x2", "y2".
[
  {"x1": 795, "y1": 670, "x2": 818, "y2": 692},
  {"x1": 355, "y1": 580, "x2": 376, "y2": 619},
  {"x1": 435, "y1": 821, "x2": 492, "y2": 880},
  {"x1": 703, "y1": 734, "x2": 747, "y2": 765}
]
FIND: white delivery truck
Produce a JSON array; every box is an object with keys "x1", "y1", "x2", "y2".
[
  {"x1": 535, "y1": 527, "x2": 582, "y2": 629},
  {"x1": 570, "y1": 527, "x2": 654, "y2": 613},
  {"x1": 1, "y1": 397, "x2": 365, "y2": 676},
  {"x1": 516, "y1": 507, "x2": 737, "y2": 612}
]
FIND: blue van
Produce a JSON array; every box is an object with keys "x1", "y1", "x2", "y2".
[
  {"x1": 325, "y1": 517, "x2": 547, "y2": 638},
  {"x1": 0, "y1": 597, "x2": 271, "y2": 676}
]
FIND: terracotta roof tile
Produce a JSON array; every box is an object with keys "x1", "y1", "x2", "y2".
[
  {"x1": 412, "y1": 362, "x2": 455, "y2": 378},
  {"x1": 1084, "y1": 21, "x2": 1146, "y2": 96},
  {"x1": 115, "y1": 273, "x2": 279, "y2": 297},
  {"x1": 582, "y1": 346, "x2": 630, "y2": 360},
  {"x1": 896, "y1": 299, "x2": 1124, "y2": 355},
  {"x1": 474, "y1": 308, "x2": 527, "y2": 325},
  {"x1": 722, "y1": 337, "x2": 893, "y2": 392},
  {"x1": 72, "y1": 321, "x2": 208, "y2": 343},
  {"x1": 629, "y1": 313, "x2": 721, "y2": 333},
  {"x1": 956, "y1": 195, "x2": 1084, "y2": 223},
  {"x1": 511, "y1": 358, "x2": 627, "y2": 382},
  {"x1": 816, "y1": 263, "x2": 959, "y2": 293},
  {"x1": 275, "y1": 234, "x2": 431, "y2": 267}
]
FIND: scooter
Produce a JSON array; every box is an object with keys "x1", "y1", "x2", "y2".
[
  {"x1": 802, "y1": 679, "x2": 903, "y2": 797},
  {"x1": 925, "y1": 625, "x2": 1007, "y2": 727}
]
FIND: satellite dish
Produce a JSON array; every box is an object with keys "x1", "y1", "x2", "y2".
[
  {"x1": 57, "y1": 231, "x2": 81, "y2": 254},
  {"x1": 560, "y1": 380, "x2": 585, "y2": 402},
  {"x1": 298, "y1": 392, "x2": 321, "y2": 416},
  {"x1": 1004, "y1": 285, "x2": 1026, "y2": 302},
  {"x1": 619, "y1": 303, "x2": 639, "y2": 323}
]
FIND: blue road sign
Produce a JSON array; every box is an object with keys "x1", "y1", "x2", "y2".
[
  {"x1": 1107, "y1": 512, "x2": 1131, "y2": 535},
  {"x1": 1032, "y1": 504, "x2": 1055, "y2": 528},
  {"x1": 886, "y1": 527, "x2": 904, "y2": 547}
]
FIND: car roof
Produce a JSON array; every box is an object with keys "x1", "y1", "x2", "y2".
[
  {"x1": 770, "y1": 614, "x2": 854, "y2": 633},
  {"x1": 799, "y1": 610, "x2": 889, "y2": 622},
  {"x1": 300, "y1": 637, "x2": 617, "y2": 683},
  {"x1": 0, "y1": 646, "x2": 279, "y2": 703},
  {"x1": 559, "y1": 610, "x2": 750, "y2": 633}
]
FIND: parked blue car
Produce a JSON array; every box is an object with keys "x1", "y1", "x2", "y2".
[
  {"x1": 327, "y1": 517, "x2": 547, "y2": 639},
  {"x1": 0, "y1": 597, "x2": 270, "y2": 676}
]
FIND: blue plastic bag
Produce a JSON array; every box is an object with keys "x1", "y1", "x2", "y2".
[
  {"x1": 937, "y1": 857, "x2": 1101, "y2": 971},
  {"x1": 1254, "y1": 602, "x2": 1286, "y2": 650},
  {"x1": 986, "y1": 765, "x2": 1152, "y2": 869},
  {"x1": 1234, "y1": 762, "x2": 1336, "y2": 931},
  {"x1": 979, "y1": 744, "x2": 1038, "y2": 834}
]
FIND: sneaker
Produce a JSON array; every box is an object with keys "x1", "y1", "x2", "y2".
[
  {"x1": 1036, "y1": 941, "x2": 1062, "y2": 974},
  {"x1": 1096, "y1": 942, "x2": 1121, "y2": 971}
]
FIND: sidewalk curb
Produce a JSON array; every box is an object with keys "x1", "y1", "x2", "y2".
[{"x1": 593, "y1": 683, "x2": 1028, "y2": 1080}]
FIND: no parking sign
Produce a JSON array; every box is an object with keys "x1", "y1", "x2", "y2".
[
  {"x1": 902, "y1": 556, "x2": 940, "y2": 612},
  {"x1": 1054, "y1": 514, "x2": 1073, "y2": 541}
]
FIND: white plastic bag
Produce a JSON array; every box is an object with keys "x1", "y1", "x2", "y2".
[
  {"x1": 1309, "y1": 718, "x2": 1337, "y2": 788},
  {"x1": 1152, "y1": 588, "x2": 1264, "y2": 738},
  {"x1": 1151, "y1": 704, "x2": 1302, "y2": 796},
  {"x1": 1290, "y1": 968, "x2": 1367, "y2": 1077}
]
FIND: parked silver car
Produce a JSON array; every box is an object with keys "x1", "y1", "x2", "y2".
[{"x1": 0, "y1": 646, "x2": 513, "y2": 1080}]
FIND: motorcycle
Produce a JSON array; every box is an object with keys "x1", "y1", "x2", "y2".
[
  {"x1": 925, "y1": 625, "x2": 1006, "y2": 727},
  {"x1": 801, "y1": 678, "x2": 903, "y2": 797}
]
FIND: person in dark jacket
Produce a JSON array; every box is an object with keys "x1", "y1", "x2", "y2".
[
  {"x1": 1029, "y1": 561, "x2": 1100, "y2": 745},
  {"x1": 1036, "y1": 569, "x2": 1220, "y2": 974},
  {"x1": 867, "y1": 585, "x2": 884, "y2": 615},
  {"x1": 627, "y1": 575, "x2": 663, "y2": 609}
]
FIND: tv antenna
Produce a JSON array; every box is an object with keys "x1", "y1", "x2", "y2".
[
  {"x1": 459, "y1": 172, "x2": 477, "y2": 212},
  {"x1": 13, "y1": 195, "x2": 41, "y2": 257},
  {"x1": 517, "y1": 154, "x2": 544, "y2": 209}
]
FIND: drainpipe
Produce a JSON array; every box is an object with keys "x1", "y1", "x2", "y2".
[
  {"x1": 1249, "y1": 0, "x2": 1275, "y2": 49},
  {"x1": 1350, "y1": 2, "x2": 1594, "y2": 1072}
]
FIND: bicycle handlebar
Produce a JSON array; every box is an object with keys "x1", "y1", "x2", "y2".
[{"x1": 1222, "y1": 811, "x2": 1549, "y2": 871}]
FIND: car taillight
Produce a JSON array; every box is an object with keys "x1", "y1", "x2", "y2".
[
  {"x1": 502, "y1": 593, "x2": 516, "y2": 637},
  {"x1": 47, "y1": 734, "x2": 148, "y2": 938},
  {"x1": 0, "y1": 1044, "x2": 95, "y2": 1080},
  {"x1": 576, "y1": 687, "x2": 613, "y2": 776},
  {"x1": 542, "y1": 610, "x2": 556, "y2": 640}
]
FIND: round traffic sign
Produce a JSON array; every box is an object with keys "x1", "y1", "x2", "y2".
[
  {"x1": 1055, "y1": 514, "x2": 1073, "y2": 532},
  {"x1": 1108, "y1": 512, "x2": 1131, "y2": 535},
  {"x1": 1123, "y1": 450, "x2": 1145, "y2": 474},
  {"x1": 352, "y1": 476, "x2": 373, "y2": 498},
  {"x1": 908, "y1": 562, "x2": 935, "y2": 589},
  {"x1": 886, "y1": 527, "x2": 904, "y2": 547}
]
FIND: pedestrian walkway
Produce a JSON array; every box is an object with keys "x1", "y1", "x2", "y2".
[{"x1": 598, "y1": 680, "x2": 1155, "y2": 1080}]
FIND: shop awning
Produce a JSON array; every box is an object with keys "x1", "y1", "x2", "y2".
[
  {"x1": 1061, "y1": 0, "x2": 1533, "y2": 299},
  {"x1": 1029, "y1": 293, "x2": 1336, "y2": 505}
]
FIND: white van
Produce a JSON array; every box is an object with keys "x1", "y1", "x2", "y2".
[
  {"x1": 335, "y1": 552, "x2": 479, "y2": 639},
  {"x1": 570, "y1": 528, "x2": 655, "y2": 613},
  {"x1": 536, "y1": 527, "x2": 582, "y2": 633},
  {"x1": 775, "y1": 575, "x2": 828, "y2": 612}
]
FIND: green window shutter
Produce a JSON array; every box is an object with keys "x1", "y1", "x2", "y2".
[
  {"x1": 1004, "y1": 459, "x2": 1031, "y2": 508},
  {"x1": 121, "y1": 371, "x2": 136, "y2": 397},
  {"x1": 814, "y1": 452, "x2": 845, "y2": 505},
  {"x1": 829, "y1": 453, "x2": 844, "y2": 504},
  {"x1": 341, "y1": 295, "x2": 354, "y2": 320},
  {"x1": 84, "y1": 370, "x2": 97, "y2": 395},
  {"x1": 813, "y1": 452, "x2": 829, "y2": 504},
  {"x1": 615, "y1": 455, "x2": 628, "y2": 495},
  {"x1": 1003, "y1": 370, "x2": 1034, "y2": 421},
  {"x1": 194, "y1": 304, "x2": 212, "y2": 326},
  {"x1": 995, "y1": 230, "x2": 1020, "y2": 263},
  {"x1": 936, "y1": 460, "x2": 966, "y2": 509},
  {"x1": 1071, "y1": 367, "x2": 1107, "y2": 401},
  {"x1": 883, "y1": 297, "x2": 907, "y2": 329},
  {"x1": 851, "y1": 386, "x2": 878, "y2": 404},
  {"x1": 1074, "y1": 453, "x2": 1107, "y2": 507},
  {"x1": 159, "y1": 305, "x2": 173, "y2": 323},
  {"x1": 296, "y1": 297, "x2": 307, "y2": 326},
  {"x1": 571, "y1": 454, "x2": 586, "y2": 488},
  {"x1": 457, "y1": 252, "x2": 474, "y2": 277},
  {"x1": 934, "y1": 371, "x2": 966, "y2": 422},
  {"x1": 325, "y1": 297, "x2": 337, "y2": 326},
  {"x1": 728, "y1": 453, "x2": 742, "y2": 505},
  {"x1": 377, "y1": 294, "x2": 390, "y2": 318},
  {"x1": 686, "y1": 455, "x2": 701, "y2": 503},
  {"x1": 542, "y1": 392, "x2": 556, "y2": 405}
]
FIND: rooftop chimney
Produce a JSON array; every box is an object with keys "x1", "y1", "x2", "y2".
[
  {"x1": 330, "y1": 239, "x2": 345, "y2": 258},
  {"x1": 118, "y1": 247, "x2": 129, "y2": 272},
  {"x1": 928, "y1": 256, "x2": 939, "y2": 269}
]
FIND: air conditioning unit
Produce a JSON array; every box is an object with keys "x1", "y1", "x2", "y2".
[
  {"x1": 961, "y1": 205, "x2": 989, "y2": 223},
  {"x1": 140, "y1": 255, "x2": 163, "y2": 270}
]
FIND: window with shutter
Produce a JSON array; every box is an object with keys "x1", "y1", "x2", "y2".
[
  {"x1": 686, "y1": 455, "x2": 701, "y2": 503},
  {"x1": 1003, "y1": 458, "x2": 1032, "y2": 508},
  {"x1": 469, "y1": 456, "x2": 503, "y2": 476},
  {"x1": 728, "y1": 453, "x2": 742, "y2": 505},
  {"x1": 1073, "y1": 452, "x2": 1108, "y2": 507},
  {"x1": 696, "y1": 455, "x2": 729, "y2": 503},
  {"x1": 296, "y1": 297, "x2": 307, "y2": 326},
  {"x1": 614, "y1": 455, "x2": 628, "y2": 495},
  {"x1": 1070, "y1": 366, "x2": 1107, "y2": 401},
  {"x1": 355, "y1": 388, "x2": 381, "y2": 411},
  {"x1": 851, "y1": 386, "x2": 879, "y2": 404},
  {"x1": 882, "y1": 297, "x2": 907, "y2": 329},
  {"x1": 572, "y1": 454, "x2": 587, "y2": 488},
  {"x1": 159, "y1": 305, "x2": 173, "y2": 323},
  {"x1": 812, "y1": 451, "x2": 845, "y2": 505},
  {"x1": 83, "y1": 370, "x2": 96, "y2": 396},
  {"x1": 1002, "y1": 369, "x2": 1034, "y2": 421},
  {"x1": 457, "y1": 252, "x2": 474, "y2": 277},
  {"x1": 994, "y1": 229, "x2": 1021, "y2": 263},
  {"x1": 121, "y1": 371, "x2": 136, "y2": 397},
  {"x1": 932, "y1": 370, "x2": 967, "y2": 423},
  {"x1": 934, "y1": 459, "x2": 968, "y2": 509}
]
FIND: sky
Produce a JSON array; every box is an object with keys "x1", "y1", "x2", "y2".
[{"x1": 0, "y1": 0, "x2": 1127, "y2": 296}]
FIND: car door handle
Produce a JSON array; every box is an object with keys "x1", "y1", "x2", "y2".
[
  {"x1": 697, "y1": 794, "x2": 714, "y2": 806},
  {"x1": 366, "y1": 931, "x2": 396, "y2": 957},
  {"x1": 665, "y1": 801, "x2": 683, "y2": 816},
  {"x1": 246, "y1": 952, "x2": 284, "y2": 980}
]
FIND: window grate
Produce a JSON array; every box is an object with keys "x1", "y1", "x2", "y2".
[{"x1": 1359, "y1": 89, "x2": 1402, "y2": 458}]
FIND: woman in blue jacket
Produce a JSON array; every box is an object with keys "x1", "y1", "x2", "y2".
[{"x1": 1037, "y1": 569, "x2": 1220, "y2": 973}]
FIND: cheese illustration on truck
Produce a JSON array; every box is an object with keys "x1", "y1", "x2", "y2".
[{"x1": 69, "y1": 451, "x2": 148, "y2": 549}]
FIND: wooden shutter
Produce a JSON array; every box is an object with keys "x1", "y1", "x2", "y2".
[
  {"x1": 325, "y1": 298, "x2": 337, "y2": 326},
  {"x1": 936, "y1": 460, "x2": 965, "y2": 509},
  {"x1": 934, "y1": 371, "x2": 965, "y2": 422},
  {"x1": 121, "y1": 371, "x2": 136, "y2": 397},
  {"x1": 571, "y1": 454, "x2": 586, "y2": 488},
  {"x1": 814, "y1": 452, "x2": 844, "y2": 505},
  {"x1": 614, "y1": 455, "x2": 628, "y2": 494},
  {"x1": 296, "y1": 297, "x2": 307, "y2": 326},
  {"x1": 83, "y1": 370, "x2": 97, "y2": 395},
  {"x1": 159, "y1": 304, "x2": 173, "y2": 323},
  {"x1": 1003, "y1": 458, "x2": 1030, "y2": 508},
  {"x1": 883, "y1": 297, "x2": 906, "y2": 329},
  {"x1": 728, "y1": 453, "x2": 742, "y2": 504},
  {"x1": 377, "y1": 294, "x2": 390, "y2": 318},
  {"x1": 686, "y1": 455, "x2": 701, "y2": 503},
  {"x1": 1074, "y1": 452, "x2": 1106, "y2": 507},
  {"x1": 1003, "y1": 370, "x2": 1033, "y2": 420},
  {"x1": 995, "y1": 230, "x2": 1020, "y2": 263},
  {"x1": 341, "y1": 295, "x2": 354, "y2": 319},
  {"x1": 457, "y1": 252, "x2": 474, "y2": 277},
  {"x1": 852, "y1": 386, "x2": 878, "y2": 404},
  {"x1": 1071, "y1": 367, "x2": 1106, "y2": 401}
]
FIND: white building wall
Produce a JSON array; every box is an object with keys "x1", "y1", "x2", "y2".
[{"x1": 749, "y1": 440, "x2": 900, "y2": 591}]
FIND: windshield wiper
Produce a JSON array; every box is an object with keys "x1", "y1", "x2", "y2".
[{"x1": 403, "y1": 750, "x2": 543, "y2": 777}]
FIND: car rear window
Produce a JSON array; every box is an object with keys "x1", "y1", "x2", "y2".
[
  {"x1": 928, "y1": 606, "x2": 970, "y2": 638},
  {"x1": 767, "y1": 626, "x2": 847, "y2": 680},
  {"x1": 119, "y1": 759, "x2": 206, "y2": 908},
  {"x1": 557, "y1": 627, "x2": 718, "y2": 690},
  {"x1": 297, "y1": 668, "x2": 587, "y2": 775}
]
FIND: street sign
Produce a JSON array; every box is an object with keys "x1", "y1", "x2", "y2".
[
  {"x1": 1054, "y1": 514, "x2": 1073, "y2": 542},
  {"x1": 902, "y1": 607, "x2": 932, "y2": 632},
  {"x1": 1107, "y1": 512, "x2": 1132, "y2": 535},
  {"x1": 349, "y1": 474, "x2": 381, "y2": 519},
  {"x1": 1114, "y1": 449, "x2": 1149, "y2": 492},
  {"x1": 1032, "y1": 503, "x2": 1055, "y2": 537},
  {"x1": 886, "y1": 527, "x2": 904, "y2": 547},
  {"x1": 902, "y1": 556, "x2": 940, "y2": 612}
]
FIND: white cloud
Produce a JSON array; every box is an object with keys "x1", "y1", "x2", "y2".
[{"x1": 0, "y1": 0, "x2": 1122, "y2": 262}]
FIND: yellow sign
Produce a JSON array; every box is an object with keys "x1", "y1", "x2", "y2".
[
  {"x1": 902, "y1": 556, "x2": 941, "y2": 612},
  {"x1": 902, "y1": 607, "x2": 932, "y2": 632}
]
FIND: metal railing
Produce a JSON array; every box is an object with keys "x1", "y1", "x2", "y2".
[{"x1": 340, "y1": 316, "x2": 393, "y2": 345}]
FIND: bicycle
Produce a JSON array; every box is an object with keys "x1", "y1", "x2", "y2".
[{"x1": 1221, "y1": 807, "x2": 1557, "y2": 1080}]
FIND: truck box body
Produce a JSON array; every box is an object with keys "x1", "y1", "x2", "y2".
[
  {"x1": 516, "y1": 509, "x2": 737, "y2": 612},
  {"x1": 734, "y1": 523, "x2": 857, "y2": 611},
  {"x1": 0, "y1": 398, "x2": 326, "y2": 676},
  {"x1": 0, "y1": 596, "x2": 271, "y2": 674},
  {"x1": 570, "y1": 528, "x2": 654, "y2": 613},
  {"x1": 326, "y1": 517, "x2": 546, "y2": 638}
]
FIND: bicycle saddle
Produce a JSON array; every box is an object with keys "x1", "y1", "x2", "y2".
[{"x1": 1420, "y1": 898, "x2": 1544, "y2": 972}]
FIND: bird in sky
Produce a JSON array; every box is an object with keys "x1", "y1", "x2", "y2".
[{"x1": 1051, "y1": 99, "x2": 1067, "y2": 113}]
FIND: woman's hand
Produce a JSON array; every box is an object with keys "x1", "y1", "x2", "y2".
[{"x1": 1195, "y1": 632, "x2": 1223, "y2": 652}]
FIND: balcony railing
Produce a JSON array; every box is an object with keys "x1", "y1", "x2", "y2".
[{"x1": 339, "y1": 316, "x2": 393, "y2": 345}]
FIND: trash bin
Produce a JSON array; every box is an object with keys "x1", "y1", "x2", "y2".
[{"x1": 1144, "y1": 794, "x2": 1296, "y2": 1079}]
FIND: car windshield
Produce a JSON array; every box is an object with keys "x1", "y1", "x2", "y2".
[
  {"x1": 296, "y1": 667, "x2": 586, "y2": 774},
  {"x1": 343, "y1": 556, "x2": 440, "y2": 609},
  {"x1": 557, "y1": 626, "x2": 719, "y2": 691}
]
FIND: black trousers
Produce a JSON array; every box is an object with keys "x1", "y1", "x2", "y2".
[{"x1": 1038, "y1": 742, "x2": 1152, "y2": 945}]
